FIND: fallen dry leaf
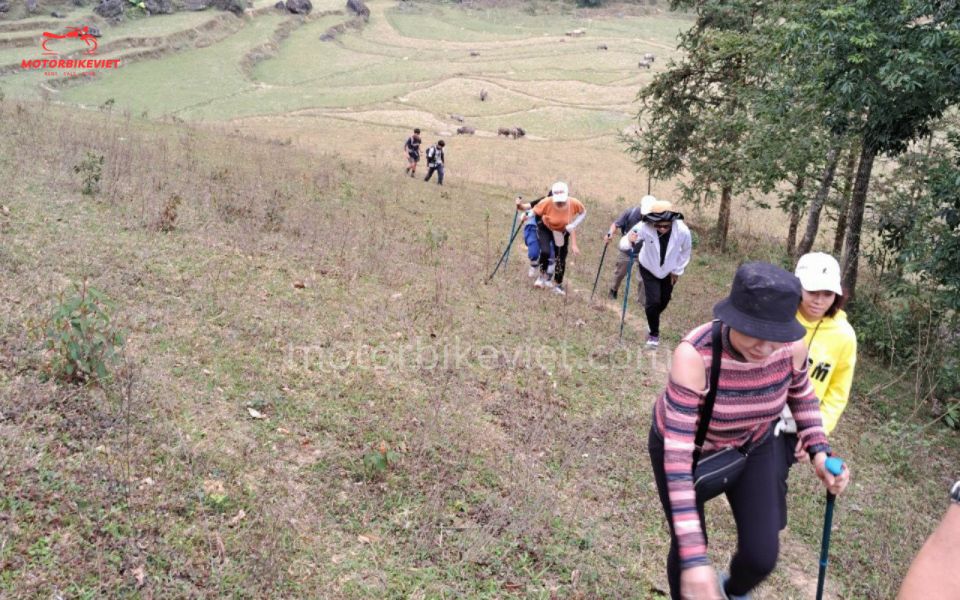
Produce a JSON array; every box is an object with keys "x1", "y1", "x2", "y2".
[
  {"x1": 276, "y1": 427, "x2": 290, "y2": 435},
  {"x1": 132, "y1": 565, "x2": 146, "y2": 587},
  {"x1": 357, "y1": 533, "x2": 380, "y2": 544},
  {"x1": 293, "y1": 280, "x2": 306, "y2": 289},
  {"x1": 247, "y1": 407, "x2": 266, "y2": 420},
  {"x1": 1, "y1": 205, "x2": 9, "y2": 215},
  {"x1": 203, "y1": 479, "x2": 225, "y2": 495},
  {"x1": 227, "y1": 509, "x2": 246, "y2": 527},
  {"x1": 390, "y1": 292, "x2": 402, "y2": 300}
]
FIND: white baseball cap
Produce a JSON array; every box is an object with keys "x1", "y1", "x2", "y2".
[
  {"x1": 795, "y1": 252, "x2": 843, "y2": 295},
  {"x1": 640, "y1": 195, "x2": 657, "y2": 215},
  {"x1": 551, "y1": 181, "x2": 569, "y2": 203}
]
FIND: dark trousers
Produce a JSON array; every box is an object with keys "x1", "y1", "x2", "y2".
[
  {"x1": 776, "y1": 432, "x2": 800, "y2": 530},
  {"x1": 640, "y1": 265, "x2": 674, "y2": 336},
  {"x1": 424, "y1": 163, "x2": 444, "y2": 184},
  {"x1": 649, "y1": 425, "x2": 781, "y2": 600},
  {"x1": 536, "y1": 221, "x2": 569, "y2": 284}
]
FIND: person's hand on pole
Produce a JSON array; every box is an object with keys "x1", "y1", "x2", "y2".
[
  {"x1": 814, "y1": 453, "x2": 850, "y2": 496},
  {"x1": 670, "y1": 273, "x2": 679, "y2": 286},
  {"x1": 680, "y1": 566, "x2": 724, "y2": 600}
]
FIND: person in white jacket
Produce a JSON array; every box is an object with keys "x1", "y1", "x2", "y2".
[{"x1": 618, "y1": 200, "x2": 692, "y2": 347}]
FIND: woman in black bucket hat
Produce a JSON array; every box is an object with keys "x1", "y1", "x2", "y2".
[{"x1": 647, "y1": 262, "x2": 851, "y2": 600}]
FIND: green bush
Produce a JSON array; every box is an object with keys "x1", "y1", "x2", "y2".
[
  {"x1": 73, "y1": 151, "x2": 104, "y2": 196},
  {"x1": 41, "y1": 284, "x2": 124, "y2": 384}
]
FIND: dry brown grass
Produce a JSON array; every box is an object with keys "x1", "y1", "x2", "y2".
[{"x1": 0, "y1": 99, "x2": 955, "y2": 600}]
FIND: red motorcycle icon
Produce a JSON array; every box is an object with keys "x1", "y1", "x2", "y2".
[{"x1": 41, "y1": 26, "x2": 98, "y2": 55}]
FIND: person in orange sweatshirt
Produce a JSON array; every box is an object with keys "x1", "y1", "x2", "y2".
[{"x1": 515, "y1": 181, "x2": 586, "y2": 296}]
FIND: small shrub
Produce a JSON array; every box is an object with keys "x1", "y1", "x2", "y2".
[
  {"x1": 73, "y1": 151, "x2": 104, "y2": 196},
  {"x1": 363, "y1": 441, "x2": 400, "y2": 479},
  {"x1": 155, "y1": 194, "x2": 181, "y2": 232},
  {"x1": 41, "y1": 283, "x2": 124, "y2": 384}
]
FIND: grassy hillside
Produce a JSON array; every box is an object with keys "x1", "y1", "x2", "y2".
[{"x1": 0, "y1": 100, "x2": 957, "y2": 599}]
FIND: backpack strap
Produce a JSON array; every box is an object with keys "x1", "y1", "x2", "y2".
[{"x1": 692, "y1": 320, "x2": 723, "y2": 468}]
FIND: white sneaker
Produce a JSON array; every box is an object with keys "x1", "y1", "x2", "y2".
[
  {"x1": 552, "y1": 285, "x2": 566, "y2": 296},
  {"x1": 528, "y1": 266, "x2": 538, "y2": 278},
  {"x1": 533, "y1": 276, "x2": 547, "y2": 288},
  {"x1": 543, "y1": 278, "x2": 556, "y2": 289}
]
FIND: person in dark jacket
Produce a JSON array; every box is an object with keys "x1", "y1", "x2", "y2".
[
  {"x1": 424, "y1": 140, "x2": 446, "y2": 185},
  {"x1": 605, "y1": 194, "x2": 656, "y2": 300},
  {"x1": 403, "y1": 128, "x2": 422, "y2": 177}
]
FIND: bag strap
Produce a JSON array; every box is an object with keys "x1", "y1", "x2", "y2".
[{"x1": 692, "y1": 320, "x2": 723, "y2": 468}]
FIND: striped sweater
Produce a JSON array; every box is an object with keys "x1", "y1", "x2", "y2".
[{"x1": 653, "y1": 322, "x2": 831, "y2": 569}]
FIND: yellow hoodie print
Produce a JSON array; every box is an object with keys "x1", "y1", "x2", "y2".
[{"x1": 797, "y1": 309, "x2": 858, "y2": 435}]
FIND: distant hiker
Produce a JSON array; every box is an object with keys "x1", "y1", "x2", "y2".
[
  {"x1": 649, "y1": 262, "x2": 850, "y2": 600},
  {"x1": 517, "y1": 205, "x2": 555, "y2": 279},
  {"x1": 515, "y1": 181, "x2": 586, "y2": 296},
  {"x1": 423, "y1": 140, "x2": 446, "y2": 185},
  {"x1": 403, "y1": 128, "x2": 421, "y2": 177},
  {"x1": 605, "y1": 194, "x2": 657, "y2": 300},
  {"x1": 618, "y1": 199, "x2": 691, "y2": 347},
  {"x1": 774, "y1": 252, "x2": 857, "y2": 529}
]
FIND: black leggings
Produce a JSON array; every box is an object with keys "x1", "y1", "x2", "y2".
[
  {"x1": 640, "y1": 265, "x2": 673, "y2": 336},
  {"x1": 648, "y1": 425, "x2": 781, "y2": 599},
  {"x1": 536, "y1": 221, "x2": 569, "y2": 284}
]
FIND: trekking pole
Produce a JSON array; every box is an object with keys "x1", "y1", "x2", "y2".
[
  {"x1": 589, "y1": 240, "x2": 610, "y2": 302},
  {"x1": 504, "y1": 203, "x2": 520, "y2": 269},
  {"x1": 816, "y1": 457, "x2": 845, "y2": 600},
  {"x1": 618, "y1": 249, "x2": 636, "y2": 342},
  {"x1": 486, "y1": 222, "x2": 524, "y2": 282},
  {"x1": 488, "y1": 194, "x2": 549, "y2": 283}
]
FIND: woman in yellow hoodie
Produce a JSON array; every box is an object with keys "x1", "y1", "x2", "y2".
[{"x1": 776, "y1": 252, "x2": 857, "y2": 528}]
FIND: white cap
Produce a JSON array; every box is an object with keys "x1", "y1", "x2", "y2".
[
  {"x1": 551, "y1": 181, "x2": 569, "y2": 203},
  {"x1": 795, "y1": 252, "x2": 843, "y2": 295},
  {"x1": 640, "y1": 195, "x2": 657, "y2": 215}
]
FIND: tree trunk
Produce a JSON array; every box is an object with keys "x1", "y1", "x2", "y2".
[
  {"x1": 832, "y1": 144, "x2": 858, "y2": 255},
  {"x1": 840, "y1": 143, "x2": 876, "y2": 304},
  {"x1": 786, "y1": 176, "x2": 805, "y2": 258},
  {"x1": 796, "y1": 143, "x2": 842, "y2": 257},
  {"x1": 717, "y1": 184, "x2": 732, "y2": 252}
]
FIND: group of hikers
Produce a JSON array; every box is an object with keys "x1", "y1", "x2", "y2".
[
  {"x1": 397, "y1": 128, "x2": 955, "y2": 598},
  {"x1": 404, "y1": 128, "x2": 446, "y2": 185},
  {"x1": 507, "y1": 180, "x2": 858, "y2": 599}
]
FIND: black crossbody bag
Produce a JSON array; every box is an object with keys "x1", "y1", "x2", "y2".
[{"x1": 691, "y1": 320, "x2": 760, "y2": 500}]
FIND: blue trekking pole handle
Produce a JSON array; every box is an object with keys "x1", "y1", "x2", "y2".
[
  {"x1": 618, "y1": 249, "x2": 636, "y2": 342},
  {"x1": 504, "y1": 209, "x2": 519, "y2": 269},
  {"x1": 816, "y1": 457, "x2": 845, "y2": 600}
]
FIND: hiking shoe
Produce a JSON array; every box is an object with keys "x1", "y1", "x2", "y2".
[
  {"x1": 719, "y1": 572, "x2": 752, "y2": 600},
  {"x1": 533, "y1": 276, "x2": 547, "y2": 289},
  {"x1": 646, "y1": 335, "x2": 660, "y2": 348},
  {"x1": 527, "y1": 266, "x2": 538, "y2": 278},
  {"x1": 542, "y1": 278, "x2": 556, "y2": 289},
  {"x1": 608, "y1": 288, "x2": 617, "y2": 300},
  {"x1": 552, "y1": 285, "x2": 566, "y2": 296}
]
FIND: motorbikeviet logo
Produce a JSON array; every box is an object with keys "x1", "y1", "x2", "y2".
[{"x1": 20, "y1": 25, "x2": 121, "y2": 76}]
